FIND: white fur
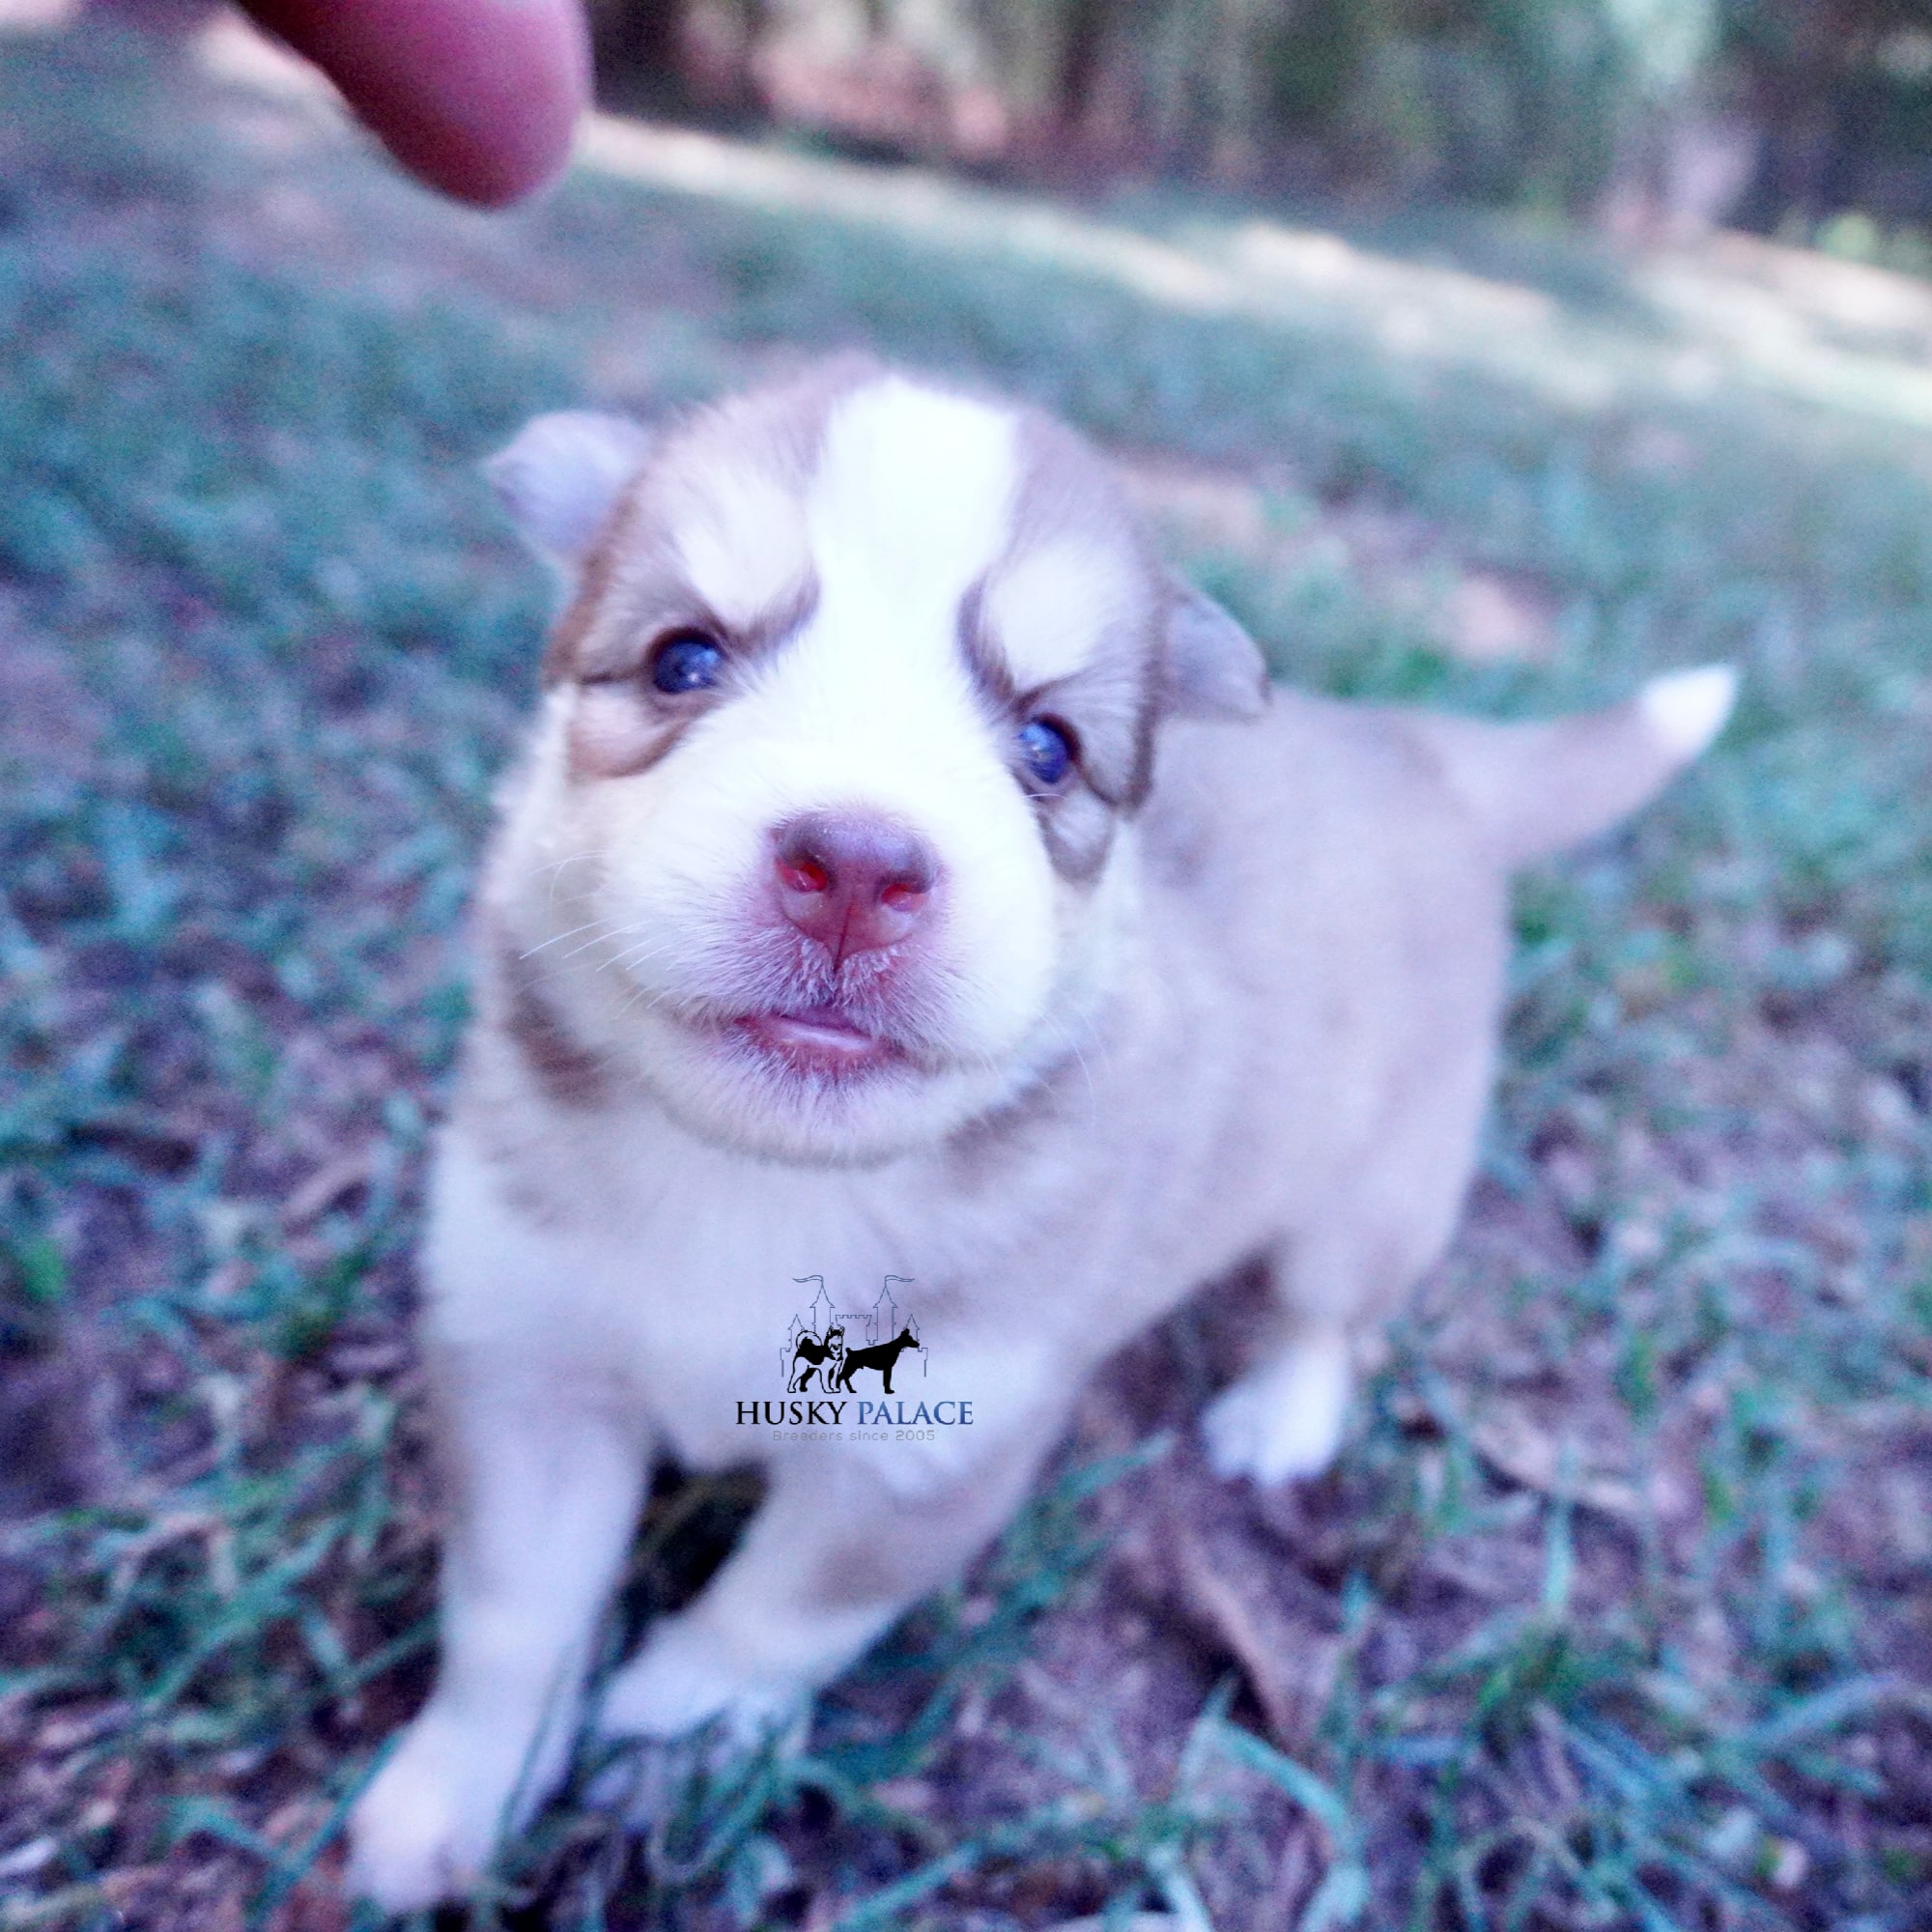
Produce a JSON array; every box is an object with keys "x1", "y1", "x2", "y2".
[
  {"x1": 491, "y1": 378, "x2": 1094, "y2": 1165},
  {"x1": 668, "y1": 458, "x2": 811, "y2": 631},
  {"x1": 350, "y1": 379, "x2": 1277, "y2": 1911},
  {"x1": 1202, "y1": 1325, "x2": 1353, "y2": 1484},
  {"x1": 350, "y1": 1094, "x2": 1073, "y2": 1911},
  {"x1": 983, "y1": 536, "x2": 1141, "y2": 688},
  {"x1": 347, "y1": 372, "x2": 1726, "y2": 1913},
  {"x1": 810, "y1": 378, "x2": 1020, "y2": 614},
  {"x1": 1640, "y1": 664, "x2": 1738, "y2": 758}
]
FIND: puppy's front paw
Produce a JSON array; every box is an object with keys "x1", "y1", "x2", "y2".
[
  {"x1": 596, "y1": 1614, "x2": 806, "y2": 1747},
  {"x1": 346, "y1": 1707, "x2": 522, "y2": 1914},
  {"x1": 1201, "y1": 1334, "x2": 1351, "y2": 1486},
  {"x1": 590, "y1": 1618, "x2": 807, "y2": 1823}
]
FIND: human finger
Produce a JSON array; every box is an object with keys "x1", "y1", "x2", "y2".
[{"x1": 237, "y1": 0, "x2": 591, "y2": 207}]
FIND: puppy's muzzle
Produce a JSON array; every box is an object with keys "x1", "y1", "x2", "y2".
[{"x1": 773, "y1": 811, "x2": 936, "y2": 968}]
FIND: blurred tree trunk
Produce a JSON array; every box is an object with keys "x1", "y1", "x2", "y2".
[
  {"x1": 590, "y1": 0, "x2": 692, "y2": 107},
  {"x1": 1730, "y1": 0, "x2": 1870, "y2": 232},
  {"x1": 1058, "y1": 0, "x2": 1111, "y2": 128}
]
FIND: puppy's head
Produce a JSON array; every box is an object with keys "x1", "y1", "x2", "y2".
[{"x1": 486, "y1": 362, "x2": 1265, "y2": 1164}]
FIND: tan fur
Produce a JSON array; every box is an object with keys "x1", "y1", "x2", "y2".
[{"x1": 346, "y1": 366, "x2": 1732, "y2": 1912}]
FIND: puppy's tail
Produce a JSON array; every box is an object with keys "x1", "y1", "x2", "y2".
[{"x1": 1403, "y1": 666, "x2": 1737, "y2": 867}]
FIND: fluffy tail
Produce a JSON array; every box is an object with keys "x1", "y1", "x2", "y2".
[{"x1": 1401, "y1": 666, "x2": 1738, "y2": 867}]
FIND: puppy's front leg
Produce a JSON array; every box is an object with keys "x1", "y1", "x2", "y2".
[
  {"x1": 1205, "y1": 1159, "x2": 1472, "y2": 1483},
  {"x1": 348, "y1": 1349, "x2": 649, "y2": 1913},
  {"x1": 598, "y1": 1433, "x2": 1044, "y2": 1752},
  {"x1": 1201, "y1": 1306, "x2": 1354, "y2": 1486}
]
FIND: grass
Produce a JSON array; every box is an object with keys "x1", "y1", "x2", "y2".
[{"x1": 0, "y1": 21, "x2": 1929, "y2": 1930}]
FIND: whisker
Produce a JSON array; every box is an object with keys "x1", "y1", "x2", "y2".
[
  {"x1": 518, "y1": 915, "x2": 624, "y2": 960},
  {"x1": 556, "y1": 920, "x2": 654, "y2": 964}
]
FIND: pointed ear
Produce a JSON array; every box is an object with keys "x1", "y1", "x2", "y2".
[
  {"x1": 485, "y1": 411, "x2": 654, "y2": 571},
  {"x1": 1160, "y1": 575, "x2": 1270, "y2": 720}
]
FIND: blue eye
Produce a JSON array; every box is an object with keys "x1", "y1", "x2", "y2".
[
  {"x1": 649, "y1": 631, "x2": 724, "y2": 694},
  {"x1": 1017, "y1": 717, "x2": 1076, "y2": 789}
]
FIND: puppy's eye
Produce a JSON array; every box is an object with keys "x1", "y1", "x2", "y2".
[
  {"x1": 648, "y1": 631, "x2": 724, "y2": 695},
  {"x1": 1017, "y1": 717, "x2": 1077, "y2": 789}
]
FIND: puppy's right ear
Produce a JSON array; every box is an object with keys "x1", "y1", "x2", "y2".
[{"x1": 485, "y1": 411, "x2": 653, "y2": 573}]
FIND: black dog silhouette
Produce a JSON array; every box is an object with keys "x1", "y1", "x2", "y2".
[
  {"x1": 788, "y1": 1326, "x2": 844, "y2": 1393},
  {"x1": 834, "y1": 1327, "x2": 922, "y2": 1395}
]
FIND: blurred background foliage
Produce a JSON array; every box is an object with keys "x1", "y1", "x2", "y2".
[{"x1": 589, "y1": 0, "x2": 1932, "y2": 256}]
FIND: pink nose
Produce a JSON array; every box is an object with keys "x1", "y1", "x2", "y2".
[{"x1": 773, "y1": 811, "x2": 935, "y2": 964}]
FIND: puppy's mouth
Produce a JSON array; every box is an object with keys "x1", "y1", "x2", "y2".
[{"x1": 726, "y1": 1003, "x2": 909, "y2": 1080}]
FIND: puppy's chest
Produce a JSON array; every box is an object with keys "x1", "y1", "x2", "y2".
[{"x1": 547, "y1": 1128, "x2": 994, "y2": 1456}]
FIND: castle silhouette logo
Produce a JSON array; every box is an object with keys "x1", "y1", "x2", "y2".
[
  {"x1": 735, "y1": 1276, "x2": 974, "y2": 1434},
  {"x1": 785, "y1": 1275, "x2": 923, "y2": 1393}
]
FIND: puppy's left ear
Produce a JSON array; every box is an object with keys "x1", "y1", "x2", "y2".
[
  {"x1": 486, "y1": 411, "x2": 654, "y2": 573},
  {"x1": 1160, "y1": 575, "x2": 1270, "y2": 720}
]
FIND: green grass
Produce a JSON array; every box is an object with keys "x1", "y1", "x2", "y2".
[{"x1": 1, "y1": 25, "x2": 1929, "y2": 1931}]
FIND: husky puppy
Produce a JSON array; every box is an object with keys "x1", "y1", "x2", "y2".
[{"x1": 347, "y1": 360, "x2": 1733, "y2": 1909}]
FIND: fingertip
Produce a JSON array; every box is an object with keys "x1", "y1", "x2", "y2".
[{"x1": 238, "y1": 0, "x2": 592, "y2": 207}]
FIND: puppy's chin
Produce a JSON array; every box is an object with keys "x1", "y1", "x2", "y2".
[{"x1": 621, "y1": 1005, "x2": 1025, "y2": 1167}]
